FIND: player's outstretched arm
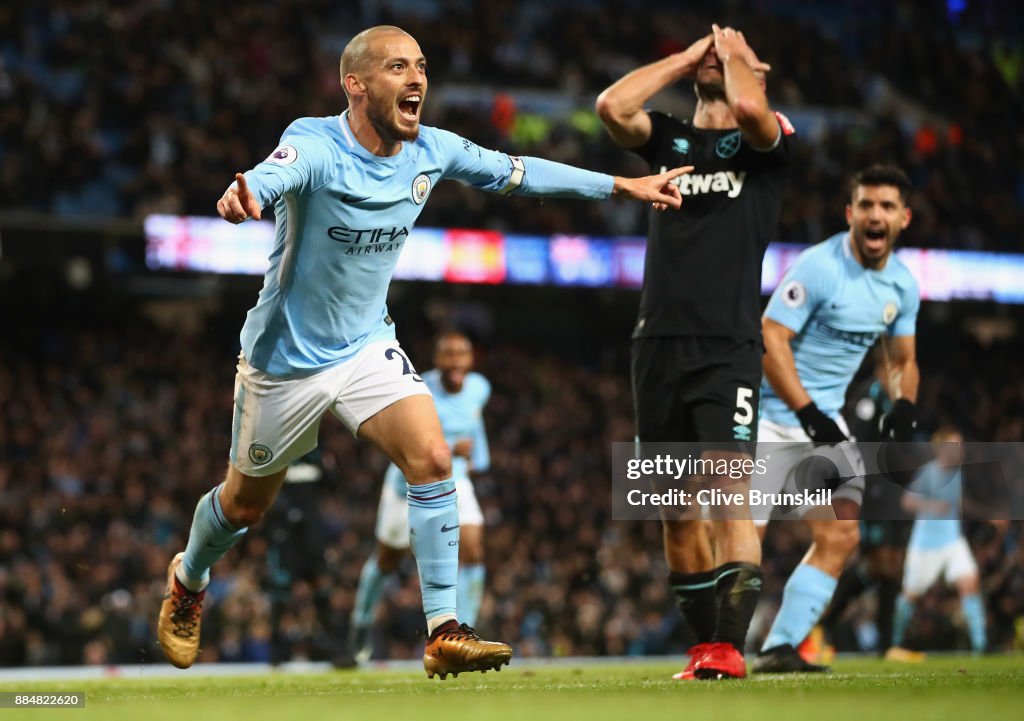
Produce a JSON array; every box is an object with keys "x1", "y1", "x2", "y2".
[
  {"x1": 440, "y1": 130, "x2": 689, "y2": 209},
  {"x1": 712, "y1": 24, "x2": 778, "y2": 149},
  {"x1": 217, "y1": 173, "x2": 263, "y2": 224},
  {"x1": 595, "y1": 34, "x2": 713, "y2": 148},
  {"x1": 612, "y1": 166, "x2": 692, "y2": 210}
]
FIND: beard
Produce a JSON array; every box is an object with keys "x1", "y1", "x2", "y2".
[
  {"x1": 366, "y1": 91, "x2": 419, "y2": 143},
  {"x1": 695, "y1": 78, "x2": 727, "y2": 103},
  {"x1": 853, "y1": 231, "x2": 894, "y2": 268}
]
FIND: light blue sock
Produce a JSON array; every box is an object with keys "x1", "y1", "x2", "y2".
[
  {"x1": 457, "y1": 564, "x2": 486, "y2": 627},
  {"x1": 178, "y1": 483, "x2": 247, "y2": 591},
  {"x1": 762, "y1": 563, "x2": 837, "y2": 652},
  {"x1": 961, "y1": 593, "x2": 987, "y2": 653},
  {"x1": 352, "y1": 555, "x2": 389, "y2": 628},
  {"x1": 407, "y1": 479, "x2": 459, "y2": 625},
  {"x1": 892, "y1": 594, "x2": 915, "y2": 647}
]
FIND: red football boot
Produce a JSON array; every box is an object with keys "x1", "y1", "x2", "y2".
[
  {"x1": 672, "y1": 643, "x2": 713, "y2": 680},
  {"x1": 692, "y1": 641, "x2": 747, "y2": 679}
]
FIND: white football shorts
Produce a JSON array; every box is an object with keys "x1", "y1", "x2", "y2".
[
  {"x1": 753, "y1": 416, "x2": 866, "y2": 526},
  {"x1": 230, "y1": 339, "x2": 431, "y2": 477},
  {"x1": 902, "y1": 537, "x2": 978, "y2": 596}
]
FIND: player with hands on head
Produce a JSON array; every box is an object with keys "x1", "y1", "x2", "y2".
[
  {"x1": 597, "y1": 24, "x2": 793, "y2": 680},
  {"x1": 159, "y1": 24, "x2": 691, "y2": 681}
]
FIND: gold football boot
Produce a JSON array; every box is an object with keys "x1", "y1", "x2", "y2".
[
  {"x1": 157, "y1": 552, "x2": 205, "y2": 669},
  {"x1": 423, "y1": 621, "x2": 512, "y2": 679}
]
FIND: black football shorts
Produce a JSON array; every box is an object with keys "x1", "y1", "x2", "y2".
[{"x1": 631, "y1": 336, "x2": 763, "y2": 452}]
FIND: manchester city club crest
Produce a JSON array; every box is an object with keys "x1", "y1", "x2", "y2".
[
  {"x1": 411, "y1": 173, "x2": 431, "y2": 204},
  {"x1": 248, "y1": 443, "x2": 274, "y2": 466},
  {"x1": 716, "y1": 131, "x2": 742, "y2": 159},
  {"x1": 672, "y1": 138, "x2": 690, "y2": 155},
  {"x1": 882, "y1": 301, "x2": 899, "y2": 324}
]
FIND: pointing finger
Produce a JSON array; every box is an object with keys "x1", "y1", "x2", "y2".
[{"x1": 661, "y1": 165, "x2": 694, "y2": 181}]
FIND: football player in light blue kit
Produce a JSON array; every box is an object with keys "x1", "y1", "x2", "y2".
[
  {"x1": 352, "y1": 332, "x2": 491, "y2": 662},
  {"x1": 888, "y1": 427, "x2": 987, "y2": 660},
  {"x1": 751, "y1": 165, "x2": 921, "y2": 673},
  {"x1": 156, "y1": 25, "x2": 691, "y2": 679}
]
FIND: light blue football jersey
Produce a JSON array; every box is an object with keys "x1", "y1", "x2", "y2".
[
  {"x1": 760, "y1": 232, "x2": 920, "y2": 426},
  {"x1": 385, "y1": 369, "x2": 491, "y2": 494},
  {"x1": 907, "y1": 460, "x2": 964, "y2": 550},
  {"x1": 239, "y1": 112, "x2": 613, "y2": 377}
]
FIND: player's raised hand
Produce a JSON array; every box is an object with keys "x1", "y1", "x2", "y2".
[
  {"x1": 677, "y1": 34, "x2": 714, "y2": 77},
  {"x1": 612, "y1": 165, "x2": 692, "y2": 211},
  {"x1": 712, "y1": 24, "x2": 771, "y2": 75},
  {"x1": 217, "y1": 172, "x2": 262, "y2": 223}
]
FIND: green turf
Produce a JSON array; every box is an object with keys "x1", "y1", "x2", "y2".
[{"x1": 4, "y1": 656, "x2": 1022, "y2": 721}]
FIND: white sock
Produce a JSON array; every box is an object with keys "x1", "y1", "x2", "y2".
[
  {"x1": 427, "y1": 613, "x2": 457, "y2": 635},
  {"x1": 174, "y1": 565, "x2": 210, "y2": 593}
]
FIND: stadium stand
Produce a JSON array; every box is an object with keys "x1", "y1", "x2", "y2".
[{"x1": 0, "y1": 0, "x2": 1022, "y2": 666}]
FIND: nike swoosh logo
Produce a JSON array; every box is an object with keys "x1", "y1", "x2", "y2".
[
  {"x1": 340, "y1": 194, "x2": 371, "y2": 204},
  {"x1": 441, "y1": 523, "x2": 460, "y2": 533}
]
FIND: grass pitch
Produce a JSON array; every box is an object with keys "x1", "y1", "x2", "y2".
[{"x1": 4, "y1": 656, "x2": 1022, "y2": 721}]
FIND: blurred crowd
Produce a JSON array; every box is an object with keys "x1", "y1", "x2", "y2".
[
  {"x1": 1, "y1": 308, "x2": 1022, "y2": 666},
  {"x1": 1, "y1": 0, "x2": 1021, "y2": 249}
]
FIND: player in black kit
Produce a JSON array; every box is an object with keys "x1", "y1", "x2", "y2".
[{"x1": 597, "y1": 25, "x2": 794, "y2": 679}]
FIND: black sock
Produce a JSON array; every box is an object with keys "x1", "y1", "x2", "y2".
[
  {"x1": 668, "y1": 570, "x2": 718, "y2": 647},
  {"x1": 876, "y1": 578, "x2": 900, "y2": 652},
  {"x1": 713, "y1": 562, "x2": 764, "y2": 651},
  {"x1": 821, "y1": 563, "x2": 873, "y2": 635}
]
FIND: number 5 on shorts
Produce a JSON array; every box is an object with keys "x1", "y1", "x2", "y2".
[{"x1": 734, "y1": 387, "x2": 754, "y2": 425}]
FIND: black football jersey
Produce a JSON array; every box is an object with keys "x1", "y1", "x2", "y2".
[{"x1": 632, "y1": 110, "x2": 794, "y2": 342}]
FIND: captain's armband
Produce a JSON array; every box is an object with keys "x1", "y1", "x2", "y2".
[{"x1": 499, "y1": 155, "x2": 526, "y2": 196}]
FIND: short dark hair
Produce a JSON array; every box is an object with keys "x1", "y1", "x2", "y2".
[
  {"x1": 849, "y1": 164, "x2": 912, "y2": 204},
  {"x1": 433, "y1": 329, "x2": 471, "y2": 352}
]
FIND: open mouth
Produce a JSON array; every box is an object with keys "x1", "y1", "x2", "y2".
[
  {"x1": 398, "y1": 95, "x2": 421, "y2": 122},
  {"x1": 864, "y1": 228, "x2": 887, "y2": 250}
]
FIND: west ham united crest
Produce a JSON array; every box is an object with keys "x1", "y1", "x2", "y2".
[
  {"x1": 716, "y1": 131, "x2": 741, "y2": 159},
  {"x1": 411, "y1": 173, "x2": 431, "y2": 204},
  {"x1": 248, "y1": 443, "x2": 273, "y2": 465}
]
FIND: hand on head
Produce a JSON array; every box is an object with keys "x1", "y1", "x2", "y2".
[{"x1": 711, "y1": 23, "x2": 771, "y2": 76}]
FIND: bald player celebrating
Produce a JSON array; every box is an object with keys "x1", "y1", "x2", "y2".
[{"x1": 157, "y1": 25, "x2": 691, "y2": 680}]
